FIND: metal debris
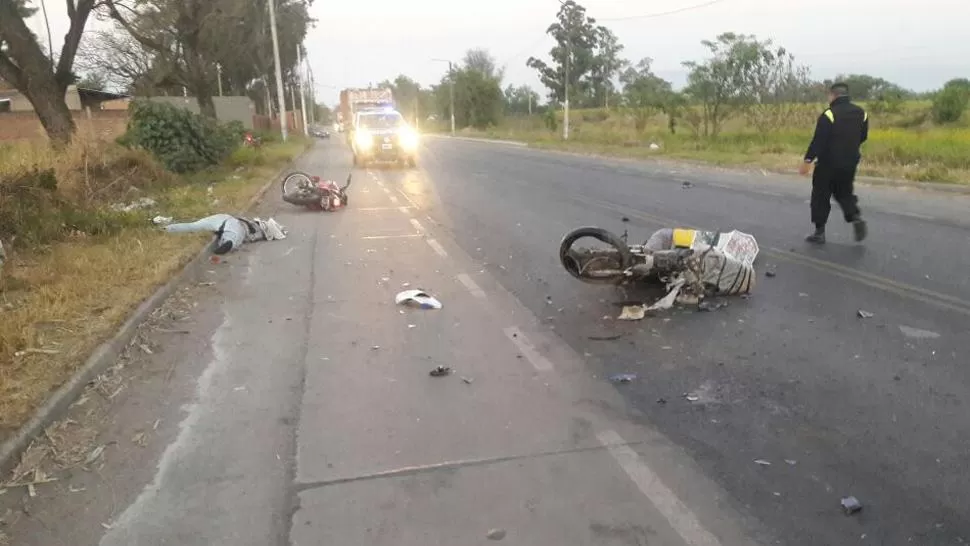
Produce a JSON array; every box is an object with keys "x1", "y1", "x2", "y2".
[
  {"x1": 610, "y1": 373, "x2": 637, "y2": 383},
  {"x1": 841, "y1": 496, "x2": 863, "y2": 515}
]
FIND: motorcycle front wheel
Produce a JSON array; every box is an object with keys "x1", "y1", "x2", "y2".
[{"x1": 558, "y1": 226, "x2": 635, "y2": 284}]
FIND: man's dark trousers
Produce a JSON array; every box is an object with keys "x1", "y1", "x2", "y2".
[{"x1": 811, "y1": 162, "x2": 861, "y2": 227}]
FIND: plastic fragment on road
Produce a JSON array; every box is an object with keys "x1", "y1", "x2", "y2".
[
  {"x1": 617, "y1": 305, "x2": 646, "y2": 321},
  {"x1": 857, "y1": 310, "x2": 874, "y2": 319},
  {"x1": 395, "y1": 289, "x2": 443, "y2": 310},
  {"x1": 754, "y1": 459, "x2": 772, "y2": 466},
  {"x1": 646, "y1": 278, "x2": 687, "y2": 312},
  {"x1": 841, "y1": 496, "x2": 863, "y2": 515},
  {"x1": 610, "y1": 373, "x2": 637, "y2": 383}
]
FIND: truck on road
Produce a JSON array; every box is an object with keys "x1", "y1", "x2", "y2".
[{"x1": 338, "y1": 87, "x2": 393, "y2": 133}]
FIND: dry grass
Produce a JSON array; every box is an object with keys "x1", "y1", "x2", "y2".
[
  {"x1": 0, "y1": 137, "x2": 307, "y2": 436},
  {"x1": 472, "y1": 102, "x2": 970, "y2": 184}
]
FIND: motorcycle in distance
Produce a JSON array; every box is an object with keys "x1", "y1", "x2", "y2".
[
  {"x1": 281, "y1": 171, "x2": 352, "y2": 212},
  {"x1": 558, "y1": 226, "x2": 759, "y2": 310}
]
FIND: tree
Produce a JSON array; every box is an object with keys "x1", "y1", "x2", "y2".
[
  {"x1": 931, "y1": 79, "x2": 970, "y2": 124},
  {"x1": 526, "y1": 0, "x2": 601, "y2": 106},
  {"x1": 103, "y1": 0, "x2": 313, "y2": 118},
  {"x1": 619, "y1": 58, "x2": 671, "y2": 133},
  {"x1": 682, "y1": 33, "x2": 767, "y2": 137},
  {"x1": 0, "y1": 0, "x2": 100, "y2": 145},
  {"x1": 742, "y1": 41, "x2": 813, "y2": 133},
  {"x1": 823, "y1": 74, "x2": 910, "y2": 102},
  {"x1": 590, "y1": 27, "x2": 626, "y2": 109},
  {"x1": 436, "y1": 48, "x2": 504, "y2": 129},
  {"x1": 504, "y1": 84, "x2": 539, "y2": 115}
]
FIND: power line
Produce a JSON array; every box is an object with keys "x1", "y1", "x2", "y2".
[{"x1": 599, "y1": 0, "x2": 728, "y2": 22}]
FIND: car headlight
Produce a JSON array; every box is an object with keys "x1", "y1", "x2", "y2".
[
  {"x1": 399, "y1": 128, "x2": 419, "y2": 151},
  {"x1": 355, "y1": 130, "x2": 372, "y2": 149}
]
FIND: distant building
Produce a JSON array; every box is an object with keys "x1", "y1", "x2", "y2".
[{"x1": 0, "y1": 83, "x2": 131, "y2": 113}]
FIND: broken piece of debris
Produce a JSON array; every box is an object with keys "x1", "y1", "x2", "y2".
[
  {"x1": 841, "y1": 496, "x2": 863, "y2": 515},
  {"x1": 429, "y1": 366, "x2": 452, "y2": 377}
]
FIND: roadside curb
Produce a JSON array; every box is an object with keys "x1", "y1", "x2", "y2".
[
  {"x1": 431, "y1": 134, "x2": 970, "y2": 195},
  {"x1": 0, "y1": 143, "x2": 311, "y2": 476}
]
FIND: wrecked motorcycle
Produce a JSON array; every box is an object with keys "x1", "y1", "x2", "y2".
[
  {"x1": 281, "y1": 171, "x2": 352, "y2": 211},
  {"x1": 559, "y1": 226, "x2": 758, "y2": 311}
]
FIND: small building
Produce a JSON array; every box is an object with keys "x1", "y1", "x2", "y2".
[{"x1": 0, "y1": 84, "x2": 130, "y2": 113}]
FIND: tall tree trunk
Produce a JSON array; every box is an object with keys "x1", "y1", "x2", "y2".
[{"x1": 28, "y1": 79, "x2": 76, "y2": 145}]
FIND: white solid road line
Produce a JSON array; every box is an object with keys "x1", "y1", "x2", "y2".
[
  {"x1": 361, "y1": 234, "x2": 422, "y2": 240},
  {"x1": 426, "y1": 239, "x2": 448, "y2": 257},
  {"x1": 502, "y1": 327, "x2": 554, "y2": 371},
  {"x1": 409, "y1": 218, "x2": 425, "y2": 232},
  {"x1": 456, "y1": 273, "x2": 486, "y2": 299},
  {"x1": 597, "y1": 429, "x2": 723, "y2": 546}
]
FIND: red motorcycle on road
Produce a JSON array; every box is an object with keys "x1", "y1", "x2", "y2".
[{"x1": 281, "y1": 171, "x2": 352, "y2": 212}]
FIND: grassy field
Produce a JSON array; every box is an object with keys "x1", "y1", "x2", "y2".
[
  {"x1": 0, "y1": 136, "x2": 308, "y2": 438},
  {"x1": 469, "y1": 101, "x2": 970, "y2": 184}
]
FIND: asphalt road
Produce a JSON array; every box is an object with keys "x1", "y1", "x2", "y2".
[{"x1": 4, "y1": 137, "x2": 968, "y2": 546}]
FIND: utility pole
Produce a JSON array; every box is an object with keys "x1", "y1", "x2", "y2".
[
  {"x1": 297, "y1": 45, "x2": 309, "y2": 136},
  {"x1": 217, "y1": 64, "x2": 224, "y2": 97},
  {"x1": 268, "y1": 0, "x2": 288, "y2": 141},
  {"x1": 528, "y1": 92, "x2": 532, "y2": 116},
  {"x1": 433, "y1": 58, "x2": 456, "y2": 135},
  {"x1": 560, "y1": 0, "x2": 570, "y2": 141}
]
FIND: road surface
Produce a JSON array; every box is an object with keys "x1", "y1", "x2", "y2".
[{"x1": 4, "y1": 137, "x2": 969, "y2": 546}]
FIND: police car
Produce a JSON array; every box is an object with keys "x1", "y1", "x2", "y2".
[{"x1": 350, "y1": 108, "x2": 419, "y2": 168}]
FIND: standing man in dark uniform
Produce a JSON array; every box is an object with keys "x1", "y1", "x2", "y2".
[{"x1": 799, "y1": 82, "x2": 869, "y2": 244}]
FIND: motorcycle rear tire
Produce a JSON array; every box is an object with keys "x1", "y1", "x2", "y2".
[{"x1": 558, "y1": 226, "x2": 634, "y2": 284}]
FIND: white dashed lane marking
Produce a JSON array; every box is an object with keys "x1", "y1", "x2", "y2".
[
  {"x1": 502, "y1": 327, "x2": 553, "y2": 371},
  {"x1": 456, "y1": 273, "x2": 486, "y2": 299},
  {"x1": 597, "y1": 430, "x2": 723, "y2": 546},
  {"x1": 426, "y1": 239, "x2": 448, "y2": 257}
]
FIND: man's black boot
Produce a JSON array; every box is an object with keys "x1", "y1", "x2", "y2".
[
  {"x1": 805, "y1": 227, "x2": 826, "y2": 244},
  {"x1": 851, "y1": 216, "x2": 868, "y2": 242}
]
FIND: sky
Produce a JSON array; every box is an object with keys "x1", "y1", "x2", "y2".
[{"x1": 23, "y1": 0, "x2": 969, "y2": 107}]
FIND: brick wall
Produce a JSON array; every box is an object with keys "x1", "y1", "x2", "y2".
[{"x1": 0, "y1": 110, "x2": 128, "y2": 142}]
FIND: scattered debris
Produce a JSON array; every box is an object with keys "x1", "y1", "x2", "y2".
[
  {"x1": 785, "y1": 459, "x2": 797, "y2": 466},
  {"x1": 657, "y1": 397, "x2": 667, "y2": 404},
  {"x1": 681, "y1": 181, "x2": 693, "y2": 188},
  {"x1": 765, "y1": 268, "x2": 777, "y2": 278},
  {"x1": 621, "y1": 217, "x2": 630, "y2": 223},
  {"x1": 684, "y1": 394, "x2": 700, "y2": 402},
  {"x1": 111, "y1": 197, "x2": 157, "y2": 212},
  {"x1": 857, "y1": 310, "x2": 874, "y2": 319},
  {"x1": 84, "y1": 445, "x2": 106, "y2": 466},
  {"x1": 487, "y1": 528, "x2": 507, "y2": 541},
  {"x1": 898, "y1": 325, "x2": 941, "y2": 340},
  {"x1": 698, "y1": 300, "x2": 728, "y2": 312},
  {"x1": 617, "y1": 305, "x2": 646, "y2": 321},
  {"x1": 649, "y1": 142, "x2": 661, "y2": 150},
  {"x1": 429, "y1": 366, "x2": 452, "y2": 377},
  {"x1": 462, "y1": 376, "x2": 474, "y2": 384},
  {"x1": 14, "y1": 348, "x2": 61, "y2": 357},
  {"x1": 754, "y1": 459, "x2": 772, "y2": 466},
  {"x1": 588, "y1": 333, "x2": 624, "y2": 341},
  {"x1": 395, "y1": 289, "x2": 443, "y2": 310},
  {"x1": 841, "y1": 496, "x2": 863, "y2": 515},
  {"x1": 610, "y1": 373, "x2": 637, "y2": 383}
]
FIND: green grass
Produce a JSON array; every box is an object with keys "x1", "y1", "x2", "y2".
[
  {"x1": 463, "y1": 101, "x2": 970, "y2": 184},
  {"x1": 0, "y1": 136, "x2": 308, "y2": 436}
]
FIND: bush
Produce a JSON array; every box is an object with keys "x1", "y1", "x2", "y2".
[
  {"x1": 931, "y1": 86, "x2": 969, "y2": 124},
  {"x1": 119, "y1": 101, "x2": 244, "y2": 173}
]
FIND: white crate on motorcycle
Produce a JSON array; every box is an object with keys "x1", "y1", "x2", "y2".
[{"x1": 712, "y1": 230, "x2": 759, "y2": 267}]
